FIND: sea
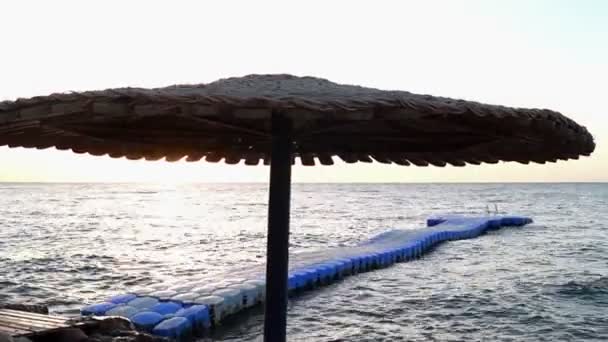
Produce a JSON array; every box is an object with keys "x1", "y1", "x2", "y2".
[{"x1": 1, "y1": 183, "x2": 607, "y2": 341}]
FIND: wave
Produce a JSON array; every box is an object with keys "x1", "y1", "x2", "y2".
[{"x1": 552, "y1": 277, "x2": 608, "y2": 298}]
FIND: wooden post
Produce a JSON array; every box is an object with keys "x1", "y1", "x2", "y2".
[{"x1": 263, "y1": 112, "x2": 292, "y2": 342}]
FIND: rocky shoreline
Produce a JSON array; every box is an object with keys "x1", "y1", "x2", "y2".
[{"x1": 0, "y1": 304, "x2": 168, "y2": 342}]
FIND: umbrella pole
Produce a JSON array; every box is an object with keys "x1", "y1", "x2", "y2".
[{"x1": 264, "y1": 113, "x2": 293, "y2": 342}]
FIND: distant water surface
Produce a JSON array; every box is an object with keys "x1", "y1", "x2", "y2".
[{"x1": 1, "y1": 183, "x2": 607, "y2": 341}]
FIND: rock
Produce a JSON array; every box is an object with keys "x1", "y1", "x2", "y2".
[
  {"x1": 83, "y1": 317, "x2": 168, "y2": 342},
  {"x1": 132, "y1": 335, "x2": 168, "y2": 342},
  {"x1": 0, "y1": 334, "x2": 29, "y2": 342},
  {"x1": 93, "y1": 317, "x2": 135, "y2": 335},
  {"x1": 34, "y1": 328, "x2": 87, "y2": 342},
  {"x1": 0, "y1": 332, "x2": 14, "y2": 342},
  {"x1": 85, "y1": 331, "x2": 169, "y2": 342}
]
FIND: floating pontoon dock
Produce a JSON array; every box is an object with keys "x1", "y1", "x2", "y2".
[{"x1": 81, "y1": 215, "x2": 532, "y2": 340}]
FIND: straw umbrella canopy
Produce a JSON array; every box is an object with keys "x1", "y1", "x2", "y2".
[{"x1": 0, "y1": 74, "x2": 595, "y2": 341}]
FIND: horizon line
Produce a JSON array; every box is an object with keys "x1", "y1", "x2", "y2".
[{"x1": 1, "y1": 181, "x2": 606, "y2": 185}]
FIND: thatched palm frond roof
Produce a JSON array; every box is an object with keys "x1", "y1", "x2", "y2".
[{"x1": 0, "y1": 74, "x2": 595, "y2": 166}]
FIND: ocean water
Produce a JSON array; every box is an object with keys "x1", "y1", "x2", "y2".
[{"x1": 1, "y1": 183, "x2": 607, "y2": 341}]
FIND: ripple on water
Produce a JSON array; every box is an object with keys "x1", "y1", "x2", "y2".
[{"x1": 1, "y1": 183, "x2": 608, "y2": 341}]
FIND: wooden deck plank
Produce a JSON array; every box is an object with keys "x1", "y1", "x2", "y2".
[
  {"x1": 0, "y1": 316, "x2": 67, "y2": 330},
  {"x1": 1, "y1": 309, "x2": 69, "y2": 323},
  {"x1": 0, "y1": 317, "x2": 65, "y2": 328},
  {"x1": 0, "y1": 309, "x2": 73, "y2": 337},
  {"x1": 0, "y1": 312, "x2": 67, "y2": 327},
  {"x1": 0, "y1": 325, "x2": 31, "y2": 334},
  {"x1": 0, "y1": 320, "x2": 32, "y2": 335}
]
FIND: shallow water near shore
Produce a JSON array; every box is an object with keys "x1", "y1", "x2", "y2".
[{"x1": 1, "y1": 183, "x2": 607, "y2": 341}]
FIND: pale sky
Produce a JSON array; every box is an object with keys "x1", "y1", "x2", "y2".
[{"x1": 0, "y1": 0, "x2": 606, "y2": 183}]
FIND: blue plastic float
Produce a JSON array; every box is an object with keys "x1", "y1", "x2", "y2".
[
  {"x1": 153, "y1": 316, "x2": 192, "y2": 339},
  {"x1": 131, "y1": 311, "x2": 164, "y2": 332},
  {"x1": 81, "y1": 215, "x2": 532, "y2": 339}
]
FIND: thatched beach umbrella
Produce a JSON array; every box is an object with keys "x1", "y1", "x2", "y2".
[{"x1": 0, "y1": 75, "x2": 595, "y2": 341}]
